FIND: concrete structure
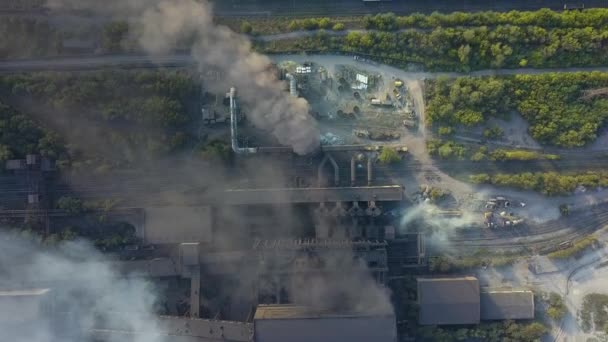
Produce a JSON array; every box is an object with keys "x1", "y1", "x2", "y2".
[
  {"x1": 480, "y1": 289, "x2": 534, "y2": 320},
  {"x1": 144, "y1": 206, "x2": 212, "y2": 244},
  {"x1": 223, "y1": 186, "x2": 404, "y2": 205},
  {"x1": 254, "y1": 239, "x2": 388, "y2": 304},
  {"x1": 90, "y1": 315, "x2": 252, "y2": 342},
  {"x1": 417, "y1": 277, "x2": 480, "y2": 325},
  {"x1": 253, "y1": 304, "x2": 396, "y2": 342},
  {"x1": 180, "y1": 243, "x2": 202, "y2": 318}
]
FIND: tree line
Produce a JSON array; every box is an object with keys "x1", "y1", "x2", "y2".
[
  {"x1": 257, "y1": 15, "x2": 608, "y2": 71},
  {"x1": 235, "y1": 9, "x2": 608, "y2": 35},
  {"x1": 0, "y1": 70, "x2": 199, "y2": 169},
  {"x1": 362, "y1": 9, "x2": 608, "y2": 30},
  {"x1": 469, "y1": 171, "x2": 608, "y2": 195},
  {"x1": 426, "y1": 73, "x2": 608, "y2": 147},
  {"x1": 0, "y1": 102, "x2": 64, "y2": 163}
]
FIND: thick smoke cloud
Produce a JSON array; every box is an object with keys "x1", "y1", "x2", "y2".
[
  {"x1": 289, "y1": 251, "x2": 393, "y2": 314},
  {"x1": 48, "y1": 0, "x2": 320, "y2": 155},
  {"x1": 0, "y1": 232, "x2": 164, "y2": 342}
]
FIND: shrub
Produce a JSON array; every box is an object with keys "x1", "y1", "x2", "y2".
[
  {"x1": 378, "y1": 148, "x2": 400, "y2": 165},
  {"x1": 240, "y1": 21, "x2": 253, "y2": 34},
  {"x1": 332, "y1": 22, "x2": 345, "y2": 31}
]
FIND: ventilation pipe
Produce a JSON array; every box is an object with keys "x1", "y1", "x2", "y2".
[
  {"x1": 286, "y1": 73, "x2": 298, "y2": 97},
  {"x1": 229, "y1": 87, "x2": 258, "y2": 154}
]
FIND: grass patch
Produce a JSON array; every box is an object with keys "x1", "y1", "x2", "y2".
[{"x1": 547, "y1": 236, "x2": 598, "y2": 260}]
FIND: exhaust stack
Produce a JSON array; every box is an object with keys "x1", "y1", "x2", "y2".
[{"x1": 229, "y1": 87, "x2": 258, "y2": 154}]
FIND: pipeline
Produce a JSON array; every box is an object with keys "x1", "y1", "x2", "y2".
[{"x1": 229, "y1": 87, "x2": 258, "y2": 154}]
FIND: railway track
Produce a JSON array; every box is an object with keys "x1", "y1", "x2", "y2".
[{"x1": 441, "y1": 208, "x2": 608, "y2": 252}]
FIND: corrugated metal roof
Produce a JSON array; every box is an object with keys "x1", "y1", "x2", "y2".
[
  {"x1": 253, "y1": 305, "x2": 397, "y2": 342},
  {"x1": 480, "y1": 289, "x2": 535, "y2": 320},
  {"x1": 254, "y1": 305, "x2": 393, "y2": 320},
  {"x1": 417, "y1": 277, "x2": 480, "y2": 325}
]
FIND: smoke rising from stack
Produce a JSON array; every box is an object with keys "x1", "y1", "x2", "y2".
[
  {"x1": 0, "y1": 231, "x2": 165, "y2": 342},
  {"x1": 47, "y1": 0, "x2": 320, "y2": 155}
]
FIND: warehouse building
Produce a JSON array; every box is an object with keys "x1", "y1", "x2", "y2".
[
  {"x1": 417, "y1": 277, "x2": 535, "y2": 325},
  {"x1": 417, "y1": 277, "x2": 480, "y2": 325},
  {"x1": 480, "y1": 289, "x2": 535, "y2": 320},
  {"x1": 253, "y1": 304, "x2": 397, "y2": 342}
]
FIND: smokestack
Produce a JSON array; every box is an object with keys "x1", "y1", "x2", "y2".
[{"x1": 230, "y1": 87, "x2": 258, "y2": 154}]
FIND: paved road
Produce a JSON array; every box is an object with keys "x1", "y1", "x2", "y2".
[
  {"x1": 2, "y1": 0, "x2": 607, "y2": 17},
  {"x1": 3, "y1": 53, "x2": 608, "y2": 77},
  {"x1": 208, "y1": 0, "x2": 608, "y2": 17}
]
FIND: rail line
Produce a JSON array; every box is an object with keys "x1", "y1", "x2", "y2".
[{"x1": 443, "y1": 210, "x2": 608, "y2": 252}]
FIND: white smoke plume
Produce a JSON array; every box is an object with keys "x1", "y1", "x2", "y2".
[
  {"x1": 0, "y1": 231, "x2": 164, "y2": 342},
  {"x1": 47, "y1": 0, "x2": 320, "y2": 155}
]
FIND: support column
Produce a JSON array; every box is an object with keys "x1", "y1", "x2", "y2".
[
  {"x1": 351, "y1": 156, "x2": 356, "y2": 186},
  {"x1": 367, "y1": 157, "x2": 373, "y2": 186},
  {"x1": 190, "y1": 268, "x2": 201, "y2": 318}
]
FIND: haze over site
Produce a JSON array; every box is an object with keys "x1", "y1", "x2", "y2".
[
  {"x1": 0, "y1": 232, "x2": 166, "y2": 342},
  {"x1": 48, "y1": 0, "x2": 320, "y2": 154}
]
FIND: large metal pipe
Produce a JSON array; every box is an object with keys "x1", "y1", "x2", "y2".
[
  {"x1": 286, "y1": 73, "x2": 298, "y2": 97},
  {"x1": 367, "y1": 156, "x2": 373, "y2": 186},
  {"x1": 317, "y1": 153, "x2": 340, "y2": 187},
  {"x1": 229, "y1": 87, "x2": 258, "y2": 154}
]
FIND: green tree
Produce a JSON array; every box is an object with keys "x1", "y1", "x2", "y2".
[
  {"x1": 438, "y1": 143, "x2": 454, "y2": 158},
  {"x1": 470, "y1": 147, "x2": 487, "y2": 161},
  {"x1": 287, "y1": 20, "x2": 299, "y2": 31},
  {"x1": 438, "y1": 126, "x2": 454, "y2": 136},
  {"x1": 547, "y1": 292, "x2": 567, "y2": 321},
  {"x1": 483, "y1": 126, "x2": 504, "y2": 139},
  {"x1": 332, "y1": 23, "x2": 345, "y2": 31},
  {"x1": 240, "y1": 21, "x2": 253, "y2": 34},
  {"x1": 378, "y1": 148, "x2": 400, "y2": 165},
  {"x1": 470, "y1": 173, "x2": 491, "y2": 183},
  {"x1": 318, "y1": 18, "x2": 331, "y2": 29},
  {"x1": 0, "y1": 144, "x2": 12, "y2": 162},
  {"x1": 56, "y1": 196, "x2": 83, "y2": 215},
  {"x1": 102, "y1": 21, "x2": 129, "y2": 52},
  {"x1": 200, "y1": 140, "x2": 232, "y2": 162},
  {"x1": 457, "y1": 44, "x2": 471, "y2": 64},
  {"x1": 520, "y1": 322, "x2": 547, "y2": 341}
]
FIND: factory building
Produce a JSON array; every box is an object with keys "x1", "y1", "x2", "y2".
[
  {"x1": 417, "y1": 277, "x2": 535, "y2": 325},
  {"x1": 417, "y1": 277, "x2": 480, "y2": 325},
  {"x1": 253, "y1": 304, "x2": 397, "y2": 342},
  {"x1": 480, "y1": 289, "x2": 535, "y2": 320}
]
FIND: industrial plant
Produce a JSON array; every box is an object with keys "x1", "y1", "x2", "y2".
[{"x1": 5, "y1": 1, "x2": 608, "y2": 342}]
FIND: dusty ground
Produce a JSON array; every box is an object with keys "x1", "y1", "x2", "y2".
[
  {"x1": 474, "y1": 228, "x2": 608, "y2": 342},
  {"x1": 269, "y1": 55, "x2": 608, "y2": 229}
]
